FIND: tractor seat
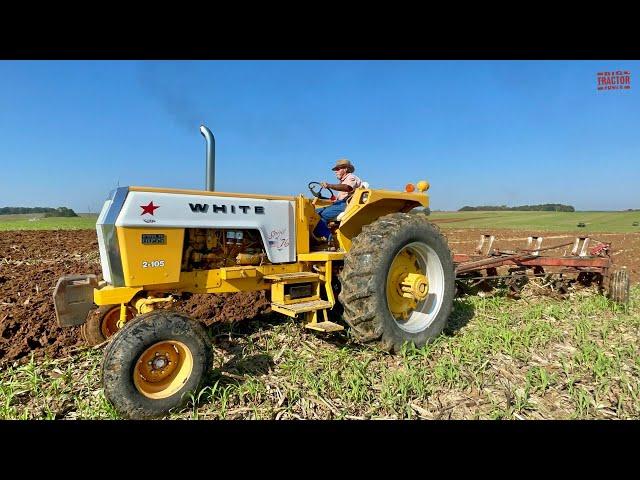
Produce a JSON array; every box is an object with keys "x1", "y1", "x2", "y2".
[{"x1": 334, "y1": 182, "x2": 369, "y2": 222}]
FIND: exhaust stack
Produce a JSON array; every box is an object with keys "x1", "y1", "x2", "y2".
[{"x1": 199, "y1": 125, "x2": 215, "y2": 191}]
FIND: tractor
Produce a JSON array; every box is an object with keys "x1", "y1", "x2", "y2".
[{"x1": 53, "y1": 126, "x2": 456, "y2": 418}]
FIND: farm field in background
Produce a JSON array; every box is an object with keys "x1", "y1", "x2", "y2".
[
  {"x1": 430, "y1": 210, "x2": 640, "y2": 233},
  {"x1": 0, "y1": 214, "x2": 98, "y2": 231},
  {"x1": 0, "y1": 211, "x2": 640, "y2": 234},
  {"x1": 2, "y1": 210, "x2": 639, "y2": 233}
]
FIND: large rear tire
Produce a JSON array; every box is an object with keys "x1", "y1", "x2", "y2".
[
  {"x1": 102, "y1": 310, "x2": 213, "y2": 419},
  {"x1": 338, "y1": 212, "x2": 455, "y2": 352}
]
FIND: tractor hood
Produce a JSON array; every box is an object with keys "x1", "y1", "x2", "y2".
[{"x1": 96, "y1": 186, "x2": 297, "y2": 287}]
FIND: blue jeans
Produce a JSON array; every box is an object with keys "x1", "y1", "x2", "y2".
[{"x1": 313, "y1": 199, "x2": 347, "y2": 239}]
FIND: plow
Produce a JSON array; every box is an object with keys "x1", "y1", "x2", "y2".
[{"x1": 453, "y1": 233, "x2": 630, "y2": 304}]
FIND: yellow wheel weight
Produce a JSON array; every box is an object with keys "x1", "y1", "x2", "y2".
[
  {"x1": 133, "y1": 341, "x2": 194, "y2": 400},
  {"x1": 386, "y1": 247, "x2": 428, "y2": 320},
  {"x1": 400, "y1": 272, "x2": 429, "y2": 301}
]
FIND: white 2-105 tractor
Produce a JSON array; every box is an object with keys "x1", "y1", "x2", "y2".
[{"x1": 53, "y1": 126, "x2": 455, "y2": 418}]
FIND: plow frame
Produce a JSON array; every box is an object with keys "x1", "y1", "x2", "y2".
[{"x1": 453, "y1": 234, "x2": 616, "y2": 295}]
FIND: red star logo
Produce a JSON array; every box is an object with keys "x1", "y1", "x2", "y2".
[{"x1": 140, "y1": 201, "x2": 160, "y2": 216}]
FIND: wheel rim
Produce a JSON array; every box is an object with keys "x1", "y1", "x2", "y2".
[
  {"x1": 133, "y1": 341, "x2": 194, "y2": 400},
  {"x1": 101, "y1": 306, "x2": 135, "y2": 338},
  {"x1": 386, "y1": 241, "x2": 445, "y2": 333}
]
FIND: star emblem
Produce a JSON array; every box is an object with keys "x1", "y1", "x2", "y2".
[{"x1": 140, "y1": 201, "x2": 160, "y2": 216}]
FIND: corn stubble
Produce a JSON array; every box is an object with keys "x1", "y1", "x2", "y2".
[{"x1": 1, "y1": 281, "x2": 638, "y2": 420}]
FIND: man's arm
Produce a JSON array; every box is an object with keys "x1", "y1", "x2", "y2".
[{"x1": 321, "y1": 181, "x2": 353, "y2": 192}]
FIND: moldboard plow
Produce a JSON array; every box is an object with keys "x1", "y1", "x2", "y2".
[{"x1": 453, "y1": 234, "x2": 630, "y2": 304}]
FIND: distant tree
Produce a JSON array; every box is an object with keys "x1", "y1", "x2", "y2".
[
  {"x1": 458, "y1": 203, "x2": 574, "y2": 212},
  {"x1": 0, "y1": 206, "x2": 79, "y2": 217},
  {"x1": 1, "y1": 206, "x2": 52, "y2": 215},
  {"x1": 43, "y1": 207, "x2": 78, "y2": 218}
]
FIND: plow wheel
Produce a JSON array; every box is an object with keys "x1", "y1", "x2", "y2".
[
  {"x1": 81, "y1": 305, "x2": 136, "y2": 346},
  {"x1": 607, "y1": 269, "x2": 630, "y2": 305},
  {"x1": 338, "y1": 212, "x2": 455, "y2": 352},
  {"x1": 102, "y1": 310, "x2": 212, "y2": 419}
]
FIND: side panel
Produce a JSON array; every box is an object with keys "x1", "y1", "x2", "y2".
[
  {"x1": 116, "y1": 227, "x2": 185, "y2": 286},
  {"x1": 295, "y1": 195, "x2": 320, "y2": 255},
  {"x1": 114, "y1": 191, "x2": 296, "y2": 263}
]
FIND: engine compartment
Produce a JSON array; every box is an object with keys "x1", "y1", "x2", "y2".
[{"x1": 181, "y1": 228, "x2": 269, "y2": 271}]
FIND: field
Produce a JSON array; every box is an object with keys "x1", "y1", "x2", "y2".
[
  {"x1": 1, "y1": 224, "x2": 638, "y2": 420},
  {"x1": 3, "y1": 210, "x2": 640, "y2": 234},
  {"x1": 429, "y1": 210, "x2": 640, "y2": 233},
  {"x1": 0, "y1": 214, "x2": 98, "y2": 231}
]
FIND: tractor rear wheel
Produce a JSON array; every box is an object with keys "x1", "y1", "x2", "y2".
[
  {"x1": 608, "y1": 269, "x2": 630, "y2": 305},
  {"x1": 102, "y1": 310, "x2": 212, "y2": 419},
  {"x1": 81, "y1": 305, "x2": 136, "y2": 346},
  {"x1": 338, "y1": 212, "x2": 455, "y2": 352}
]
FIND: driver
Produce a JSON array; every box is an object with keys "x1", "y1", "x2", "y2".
[{"x1": 313, "y1": 158, "x2": 362, "y2": 241}]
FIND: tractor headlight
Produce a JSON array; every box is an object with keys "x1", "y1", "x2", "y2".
[{"x1": 417, "y1": 180, "x2": 429, "y2": 192}]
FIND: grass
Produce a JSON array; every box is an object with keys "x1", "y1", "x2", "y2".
[
  {"x1": 1, "y1": 210, "x2": 639, "y2": 233},
  {"x1": 429, "y1": 210, "x2": 640, "y2": 233},
  {"x1": 1, "y1": 284, "x2": 638, "y2": 420},
  {"x1": 0, "y1": 215, "x2": 98, "y2": 231}
]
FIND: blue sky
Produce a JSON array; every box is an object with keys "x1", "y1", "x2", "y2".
[{"x1": 0, "y1": 60, "x2": 637, "y2": 212}]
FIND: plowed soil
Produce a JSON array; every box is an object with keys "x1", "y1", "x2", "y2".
[{"x1": 1, "y1": 229, "x2": 637, "y2": 367}]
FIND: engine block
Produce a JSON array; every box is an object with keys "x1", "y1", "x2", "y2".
[{"x1": 181, "y1": 228, "x2": 268, "y2": 271}]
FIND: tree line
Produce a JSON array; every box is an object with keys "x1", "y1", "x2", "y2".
[
  {"x1": 459, "y1": 204, "x2": 575, "y2": 212},
  {"x1": 0, "y1": 206, "x2": 78, "y2": 217}
]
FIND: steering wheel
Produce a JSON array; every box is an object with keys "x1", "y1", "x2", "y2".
[{"x1": 308, "y1": 182, "x2": 335, "y2": 200}]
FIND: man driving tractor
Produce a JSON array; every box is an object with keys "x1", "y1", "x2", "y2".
[{"x1": 313, "y1": 158, "x2": 362, "y2": 241}]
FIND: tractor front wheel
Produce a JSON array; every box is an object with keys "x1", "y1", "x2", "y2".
[
  {"x1": 339, "y1": 212, "x2": 455, "y2": 352},
  {"x1": 102, "y1": 310, "x2": 212, "y2": 419}
]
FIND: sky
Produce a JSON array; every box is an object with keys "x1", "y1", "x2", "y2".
[{"x1": 0, "y1": 60, "x2": 638, "y2": 212}]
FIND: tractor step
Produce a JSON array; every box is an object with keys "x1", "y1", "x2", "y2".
[
  {"x1": 304, "y1": 321, "x2": 344, "y2": 332},
  {"x1": 263, "y1": 272, "x2": 320, "y2": 283},
  {"x1": 271, "y1": 299, "x2": 332, "y2": 317}
]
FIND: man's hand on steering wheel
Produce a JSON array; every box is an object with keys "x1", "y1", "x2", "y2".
[{"x1": 308, "y1": 181, "x2": 335, "y2": 200}]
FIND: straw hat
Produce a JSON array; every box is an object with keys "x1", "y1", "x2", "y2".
[{"x1": 331, "y1": 158, "x2": 355, "y2": 173}]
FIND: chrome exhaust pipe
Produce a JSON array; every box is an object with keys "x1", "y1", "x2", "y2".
[{"x1": 199, "y1": 125, "x2": 215, "y2": 191}]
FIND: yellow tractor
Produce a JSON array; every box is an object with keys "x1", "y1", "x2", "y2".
[{"x1": 53, "y1": 126, "x2": 455, "y2": 418}]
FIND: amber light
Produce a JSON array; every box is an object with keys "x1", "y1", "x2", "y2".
[{"x1": 405, "y1": 183, "x2": 415, "y2": 193}]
